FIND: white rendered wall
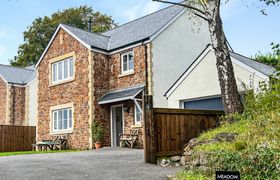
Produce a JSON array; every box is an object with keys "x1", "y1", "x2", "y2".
[{"x1": 151, "y1": 11, "x2": 211, "y2": 107}]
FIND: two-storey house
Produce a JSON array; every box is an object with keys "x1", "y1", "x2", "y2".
[{"x1": 35, "y1": 4, "x2": 211, "y2": 149}]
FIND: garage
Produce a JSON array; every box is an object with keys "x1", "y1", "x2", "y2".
[{"x1": 183, "y1": 96, "x2": 224, "y2": 111}]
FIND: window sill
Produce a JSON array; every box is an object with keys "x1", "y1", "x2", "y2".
[
  {"x1": 131, "y1": 124, "x2": 143, "y2": 128},
  {"x1": 50, "y1": 130, "x2": 73, "y2": 135},
  {"x1": 118, "y1": 72, "x2": 134, "y2": 78},
  {"x1": 49, "y1": 78, "x2": 75, "y2": 87}
]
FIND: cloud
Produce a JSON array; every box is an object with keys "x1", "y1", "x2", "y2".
[
  {"x1": 0, "y1": 45, "x2": 7, "y2": 57},
  {"x1": 120, "y1": 0, "x2": 163, "y2": 21}
]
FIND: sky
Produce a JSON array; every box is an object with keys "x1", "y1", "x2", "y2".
[{"x1": 0, "y1": 0, "x2": 279, "y2": 65}]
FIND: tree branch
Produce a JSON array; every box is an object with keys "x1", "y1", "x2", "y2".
[{"x1": 152, "y1": 0, "x2": 206, "y2": 16}]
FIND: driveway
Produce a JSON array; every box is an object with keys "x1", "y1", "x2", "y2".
[{"x1": 0, "y1": 148, "x2": 180, "y2": 180}]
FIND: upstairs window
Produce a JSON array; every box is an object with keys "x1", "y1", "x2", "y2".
[
  {"x1": 52, "y1": 57, "x2": 74, "y2": 83},
  {"x1": 121, "y1": 52, "x2": 134, "y2": 74}
]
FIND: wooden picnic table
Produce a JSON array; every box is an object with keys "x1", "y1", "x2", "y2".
[{"x1": 32, "y1": 141, "x2": 60, "y2": 151}]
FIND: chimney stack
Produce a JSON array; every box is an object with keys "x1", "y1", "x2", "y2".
[{"x1": 88, "y1": 17, "x2": 92, "y2": 32}]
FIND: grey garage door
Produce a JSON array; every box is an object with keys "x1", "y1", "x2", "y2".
[{"x1": 183, "y1": 97, "x2": 224, "y2": 111}]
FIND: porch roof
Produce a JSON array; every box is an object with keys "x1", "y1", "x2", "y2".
[{"x1": 98, "y1": 85, "x2": 144, "y2": 105}]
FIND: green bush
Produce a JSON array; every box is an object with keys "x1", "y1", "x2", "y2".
[
  {"x1": 178, "y1": 77, "x2": 280, "y2": 179},
  {"x1": 209, "y1": 147, "x2": 280, "y2": 179},
  {"x1": 91, "y1": 121, "x2": 104, "y2": 143}
]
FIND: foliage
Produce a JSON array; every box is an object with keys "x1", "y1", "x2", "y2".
[
  {"x1": 10, "y1": 6, "x2": 116, "y2": 67},
  {"x1": 254, "y1": 42, "x2": 280, "y2": 71},
  {"x1": 178, "y1": 78, "x2": 280, "y2": 179},
  {"x1": 91, "y1": 121, "x2": 104, "y2": 143},
  {"x1": 176, "y1": 170, "x2": 207, "y2": 180},
  {"x1": 0, "y1": 150, "x2": 79, "y2": 157}
]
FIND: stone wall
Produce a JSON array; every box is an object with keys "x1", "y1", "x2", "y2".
[
  {"x1": 9, "y1": 86, "x2": 26, "y2": 126},
  {"x1": 37, "y1": 29, "x2": 91, "y2": 149},
  {"x1": 109, "y1": 46, "x2": 146, "y2": 90},
  {"x1": 0, "y1": 78, "x2": 7, "y2": 124},
  {"x1": 92, "y1": 52, "x2": 111, "y2": 147},
  {"x1": 92, "y1": 46, "x2": 146, "y2": 147}
]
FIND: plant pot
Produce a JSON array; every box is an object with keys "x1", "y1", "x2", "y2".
[{"x1": 94, "y1": 142, "x2": 102, "y2": 149}]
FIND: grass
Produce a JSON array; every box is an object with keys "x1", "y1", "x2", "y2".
[{"x1": 0, "y1": 150, "x2": 79, "y2": 157}]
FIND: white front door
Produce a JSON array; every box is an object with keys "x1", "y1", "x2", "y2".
[{"x1": 111, "y1": 105, "x2": 124, "y2": 147}]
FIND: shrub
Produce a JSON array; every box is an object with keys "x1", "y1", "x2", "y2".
[{"x1": 91, "y1": 121, "x2": 104, "y2": 143}]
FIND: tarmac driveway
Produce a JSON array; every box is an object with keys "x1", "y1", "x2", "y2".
[{"x1": 0, "y1": 148, "x2": 180, "y2": 180}]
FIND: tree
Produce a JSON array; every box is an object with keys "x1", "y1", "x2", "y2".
[
  {"x1": 10, "y1": 6, "x2": 116, "y2": 67},
  {"x1": 153, "y1": 0, "x2": 280, "y2": 120},
  {"x1": 254, "y1": 43, "x2": 280, "y2": 70}
]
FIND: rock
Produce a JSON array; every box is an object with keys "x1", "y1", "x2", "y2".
[
  {"x1": 214, "y1": 132, "x2": 238, "y2": 142},
  {"x1": 160, "y1": 159, "x2": 167, "y2": 165},
  {"x1": 170, "y1": 155, "x2": 181, "y2": 162},
  {"x1": 175, "y1": 162, "x2": 181, "y2": 167},
  {"x1": 166, "y1": 175, "x2": 176, "y2": 180},
  {"x1": 199, "y1": 152, "x2": 209, "y2": 165},
  {"x1": 183, "y1": 150, "x2": 193, "y2": 156},
  {"x1": 180, "y1": 156, "x2": 186, "y2": 166}
]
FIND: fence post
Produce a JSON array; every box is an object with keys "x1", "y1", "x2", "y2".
[{"x1": 144, "y1": 95, "x2": 156, "y2": 164}]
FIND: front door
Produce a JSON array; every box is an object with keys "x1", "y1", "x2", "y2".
[{"x1": 111, "y1": 106, "x2": 123, "y2": 147}]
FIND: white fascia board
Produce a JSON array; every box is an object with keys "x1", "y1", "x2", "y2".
[
  {"x1": 108, "y1": 42, "x2": 144, "y2": 55},
  {"x1": 91, "y1": 48, "x2": 109, "y2": 55},
  {"x1": 35, "y1": 24, "x2": 91, "y2": 69},
  {"x1": 149, "y1": 9, "x2": 186, "y2": 42},
  {"x1": 165, "y1": 46, "x2": 212, "y2": 98},
  {"x1": 0, "y1": 75, "x2": 8, "y2": 85},
  {"x1": 98, "y1": 96, "x2": 134, "y2": 105}
]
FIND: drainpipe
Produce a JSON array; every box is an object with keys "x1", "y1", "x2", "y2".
[
  {"x1": 144, "y1": 43, "x2": 149, "y2": 96},
  {"x1": 11, "y1": 83, "x2": 16, "y2": 125}
]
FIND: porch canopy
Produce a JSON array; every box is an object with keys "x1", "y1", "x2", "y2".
[{"x1": 98, "y1": 85, "x2": 144, "y2": 113}]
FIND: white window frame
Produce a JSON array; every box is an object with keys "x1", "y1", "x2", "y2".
[
  {"x1": 52, "y1": 57, "x2": 74, "y2": 84},
  {"x1": 52, "y1": 108, "x2": 73, "y2": 133},
  {"x1": 134, "y1": 104, "x2": 142, "y2": 125},
  {"x1": 121, "y1": 51, "x2": 134, "y2": 74}
]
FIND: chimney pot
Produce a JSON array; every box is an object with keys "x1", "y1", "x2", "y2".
[{"x1": 88, "y1": 18, "x2": 92, "y2": 32}]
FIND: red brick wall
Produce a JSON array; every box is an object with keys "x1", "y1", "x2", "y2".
[
  {"x1": 0, "y1": 78, "x2": 7, "y2": 124},
  {"x1": 37, "y1": 29, "x2": 90, "y2": 149}
]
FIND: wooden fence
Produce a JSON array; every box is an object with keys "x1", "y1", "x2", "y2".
[
  {"x1": 0, "y1": 125, "x2": 36, "y2": 152},
  {"x1": 144, "y1": 103, "x2": 223, "y2": 164}
]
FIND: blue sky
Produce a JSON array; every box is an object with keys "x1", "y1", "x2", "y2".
[{"x1": 0, "y1": 0, "x2": 279, "y2": 65}]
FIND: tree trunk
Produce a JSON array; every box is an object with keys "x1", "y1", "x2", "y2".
[{"x1": 206, "y1": 0, "x2": 243, "y2": 118}]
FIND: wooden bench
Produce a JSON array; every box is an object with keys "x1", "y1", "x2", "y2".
[{"x1": 119, "y1": 129, "x2": 140, "y2": 149}]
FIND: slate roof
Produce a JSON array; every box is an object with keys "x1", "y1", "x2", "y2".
[
  {"x1": 229, "y1": 52, "x2": 276, "y2": 76},
  {"x1": 102, "y1": 5, "x2": 184, "y2": 50},
  {"x1": 0, "y1": 64, "x2": 36, "y2": 85},
  {"x1": 62, "y1": 24, "x2": 109, "y2": 50},
  {"x1": 62, "y1": 4, "x2": 184, "y2": 51},
  {"x1": 98, "y1": 85, "x2": 144, "y2": 104}
]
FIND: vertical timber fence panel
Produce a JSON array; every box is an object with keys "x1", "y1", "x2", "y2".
[
  {"x1": 0, "y1": 125, "x2": 36, "y2": 152},
  {"x1": 144, "y1": 105, "x2": 223, "y2": 164}
]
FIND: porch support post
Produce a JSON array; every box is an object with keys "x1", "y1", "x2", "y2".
[{"x1": 132, "y1": 98, "x2": 143, "y2": 114}]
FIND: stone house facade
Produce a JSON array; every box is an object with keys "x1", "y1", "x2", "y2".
[
  {"x1": 0, "y1": 65, "x2": 37, "y2": 126},
  {"x1": 35, "y1": 4, "x2": 211, "y2": 149}
]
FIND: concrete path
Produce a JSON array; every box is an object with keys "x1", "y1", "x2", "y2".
[{"x1": 0, "y1": 148, "x2": 180, "y2": 180}]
